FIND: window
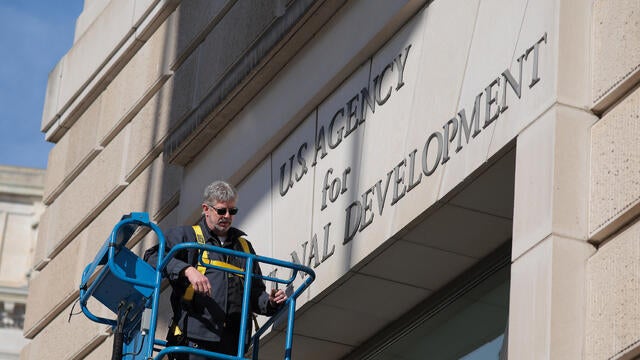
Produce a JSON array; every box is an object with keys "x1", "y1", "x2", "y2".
[{"x1": 356, "y1": 244, "x2": 510, "y2": 360}]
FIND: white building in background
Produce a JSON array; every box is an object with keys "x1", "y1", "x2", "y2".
[
  {"x1": 25, "y1": 0, "x2": 640, "y2": 359},
  {"x1": 0, "y1": 165, "x2": 44, "y2": 359}
]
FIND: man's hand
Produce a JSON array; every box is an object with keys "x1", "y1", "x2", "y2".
[
  {"x1": 269, "y1": 289, "x2": 287, "y2": 307},
  {"x1": 184, "y1": 266, "x2": 211, "y2": 296}
]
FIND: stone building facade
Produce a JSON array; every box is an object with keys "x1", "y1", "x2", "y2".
[
  {"x1": 0, "y1": 165, "x2": 44, "y2": 359},
  {"x1": 25, "y1": 0, "x2": 640, "y2": 359}
]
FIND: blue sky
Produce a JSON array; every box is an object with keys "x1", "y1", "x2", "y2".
[{"x1": 0, "y1": 1, "x2": 82, "y2": 169}]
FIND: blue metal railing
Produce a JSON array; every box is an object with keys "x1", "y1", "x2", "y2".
[{"x1": 79, "y1": 212, "x2": 315, "y2": 360}]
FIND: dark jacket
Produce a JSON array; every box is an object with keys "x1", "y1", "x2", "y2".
[{"x1": 146, "y1": 217, "x2": 275, "y2": 342}]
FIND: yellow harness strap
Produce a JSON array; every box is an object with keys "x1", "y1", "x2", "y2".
[
  {"x1": 175, "y1": 227, "x2": 254, "y2": 336},
  {"x1": 182, "y1": 226, "x2": 251, "y2": 301}
]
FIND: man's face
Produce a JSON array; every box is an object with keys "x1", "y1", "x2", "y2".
[{"x1": 203, "y1": 200, "x2": 237, "y2": 236}]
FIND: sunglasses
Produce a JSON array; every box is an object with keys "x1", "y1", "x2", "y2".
[{"x1": 209, "y1": 206, "x2": 238, "y2": 216}]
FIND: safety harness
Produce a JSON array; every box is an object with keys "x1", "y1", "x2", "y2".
[
  {"x1": 171, "y1": 225, "x2": 253, "y2": 338},
  {"x1": 182, "y1": 225, "x2": 250, "y2": 301}
]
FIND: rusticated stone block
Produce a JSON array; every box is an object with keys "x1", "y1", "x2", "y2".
[
  {"x1": 42, "y1": 134, "x2": 70, "y2": 205},
  {"x1": 590, "y1": 88, "x2": 640, "y2": 241},
  {"x1": 171, "y1": 0, "x2": 232, "y2": 68},
  {"x1": 592, "y1": 0, "x2": 640, "y2": 112},
  {"x1": 40, "y1": 58, "x2": 64, "y2": 132},
  {"x1": 121, "y1": 46, "x2": 198, "y2": 182},
  {"x1": 23, "y1": 231, "x2": 87, "y2": 337},
  {"x1": 82, "y1": 337, "x2": 112, "y2": 360},
  {"x1": 195, "y1": 0, "x2": 276, "y2": 100},
  {"x1": 26, "y1": 300, "x2": 109, "y2": 360},
  {"x1": 97, "y1": 10, "x2": 173, "y2": 146},
  {"x1": 32, "y1": 207, "x2": 50, "y2": 270},
  {"x1": 585, "y1": 219, "x2": 640, "y2": 360},
  {"x1": 83, "y1": 153, "x2": 181, "y2": 261},
  {"x1": 57, "y1": 0, "x2": 136, "y2": 114},
  {"x1": 45, "y1": 128, "x2": 128, "y2": 259},
  {"x1": 123, "y1": 76, "x2": 184, "y2": 180},
  {"x1": 74, "y1": 0, "x2": 110, "y2": 43},
  {"x1": 43, "y1": 93, "x2": 103, "y2": 205},
  {"x1": 167, "y1": 48, "x2": 198, "y2": 131}
]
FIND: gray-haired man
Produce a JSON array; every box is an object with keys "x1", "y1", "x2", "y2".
[{"x1": 147, "y1": 180, "x2": 286, "y2": 359}]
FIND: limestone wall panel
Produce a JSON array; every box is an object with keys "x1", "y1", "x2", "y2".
[
  {"x1": 19, "y1": 341, "x2": 30, "y2": 360},
  {"x1": 166, "y1": 45, "x2": 198, "y2": 131},
  {"x1": 123, "y1": 85, "x2": 171, "y2": 180},
  {"x1": 121, "y1": 46, "x2": 198, "y2": 182},
  {"x1": 79, "y1": 174, "x2": 141, "y2": 270},
  {"x1": 513, "y1": 105, "x2": 595, "y2": 258},
  {"x1": 586, "y1": 219, "x2": 640, "y2": 360},
  {"x1": 97, "y1": 11, "x2": 173, "y2": 146},
  {"x1": 26, "y1": 301, "x2": 109, "y2": 360},
  {"x1": 23, "y1": 231, "x2": 87, "y2": 337},
  {"x1": 83, "y1": 154, "x2": 181, "y2": 261},
  {"x1": 123, "y1": 50, "x2": 197, "y2": 180},
  {"x1": 45, "y1": 129, "x2": 128, "y2": 258},
  {"x1": 592, "y1": 0, "x2": 640, "y2": 112},
  {"x1": 169, "y1": 0, "x2": 232, "y2": 69},
  {"x1": 40, "y1": 58, "x2": 64, "y2": 131},
  {"x1": 57, "y1": 0, "x2": 136, "y2": 121},
  {"x1": 194, "y1": 0, "x2": 276, "y2": 100},
  {"x1": 126, "y1": 154, "x2": 182, "y2": 223},
  {"x1": 74, "y1": 0, "x2": 110, "y2": 43},
  {"x1": 589, "y1": 88, "x2": 640, "y2": 241},
  {"x1": 42, "y1": 134, "x2": 70, "y2": 205},
  {"x1": 64, "y1": 93, "x2": 103, "y2": 176},
  {"x1": 508, "y1": 236, "x2": 594, "y2": 359},
  {"x1": 32, "y1": 207, "x2": 50, "y2": 270},
  {"x1": 43, "y1": 93, "x2": 103, "y2": 205},
  {"x1": 556, "y1": 0, "x2": 591, "y2": 108},
  {"x1": 82, "y1": 336, "x2": 112, "y2": 360},
  {"x1": 132, "y1": 0, "x2": 157, "y2": 27}
]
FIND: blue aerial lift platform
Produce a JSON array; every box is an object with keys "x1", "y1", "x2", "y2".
[{"x1": 78, "y1": 212, "x2": 315, "y2": 360}]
